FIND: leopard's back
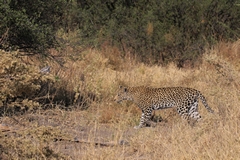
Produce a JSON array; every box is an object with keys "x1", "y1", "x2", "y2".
[{"x1": 135, "y1": 87, "x2": 198, "y2": 108}]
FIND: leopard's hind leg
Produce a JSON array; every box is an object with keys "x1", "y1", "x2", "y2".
[
  {"x1": 188, "y1": 100, "x2": 201, "y2": 121},
  {"x1": 187, "y1": 100, "x2": 202, "y2": 126},
  {"x1": 177, "y1": 100, "x2": 201, "y2": 125}
]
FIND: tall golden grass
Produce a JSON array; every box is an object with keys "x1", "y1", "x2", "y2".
[
  {"x1": 44, "y1": 40, "x2": 240, "y2": 159},
  {"x1": 1, "y1": 40, "x2": 240, "y2": 159},
  {"x1": 71, "y1": 41, "x2": 240, "y2": 159}
]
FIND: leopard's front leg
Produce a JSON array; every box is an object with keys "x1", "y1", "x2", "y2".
[{"x1": 134, "y1": 109, "x2": 153, "y2": 129}]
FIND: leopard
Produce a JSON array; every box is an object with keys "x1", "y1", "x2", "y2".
[{"x1": 114, "y1": 86, "x2": 214, "y2": 129}]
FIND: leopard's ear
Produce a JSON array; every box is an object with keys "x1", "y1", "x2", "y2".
[{"x1": 119, "y1": 85, "x2": 127, "y2": 92}]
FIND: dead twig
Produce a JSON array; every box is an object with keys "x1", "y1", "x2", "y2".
[{"x1": 53, "y1": 138, "x2": 129, "y2": 147}]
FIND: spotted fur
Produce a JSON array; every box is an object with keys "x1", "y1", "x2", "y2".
[{"x1": 114, "y1": 86, "x2": 214, "y2": 129}]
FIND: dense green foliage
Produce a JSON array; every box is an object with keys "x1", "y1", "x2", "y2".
[
  {"x1": 0, "y1": 0, "x2": 67, "y2": 52},
  {"x1": 74, "y1": 0, "x2": 240, "y2": 65},
  {"x1": 0, "y1": 0, "x2": 240, "y2": 64}
]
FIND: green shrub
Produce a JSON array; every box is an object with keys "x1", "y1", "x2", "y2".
[
  {"x1": 0, "y1": 0, "x2": 67, "y2": 52},
  {"x1": 1, "y1": 0, "x2": 239, "y2": 64},
  {"x1": 74, "y1": 0, "x2": 240, "y2": 65}
]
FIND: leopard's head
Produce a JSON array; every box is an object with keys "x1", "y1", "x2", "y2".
[{"x1": 114, "y1": 86, "x2": 132, "y2": 103}]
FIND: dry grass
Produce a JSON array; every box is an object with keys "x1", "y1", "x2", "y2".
[{"x1": 1, "y1": 40, "x2": 240, "y2": 159}]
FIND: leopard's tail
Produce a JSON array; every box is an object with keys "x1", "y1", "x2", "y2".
[{"x1": 198, "y1": 92, "x2": 214, "y2": 113}]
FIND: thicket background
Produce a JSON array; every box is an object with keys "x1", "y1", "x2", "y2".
[{"x1": 1, "y1": 0, "x2": 240, "y2": 65}]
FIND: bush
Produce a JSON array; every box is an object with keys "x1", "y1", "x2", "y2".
[
  {"x1": 0, "y1": 50, "x2": 55, "y2": 115},
  {"x1": 0, "y1": 50, "x2": 96, "y2": 115},
  {"x1": 1, "y1": 0, "x2": 239, "y2": 64},
  {"x1": 74, "y1": 0, "x2": 240, "y2": 65},
  {"x1": 0, "y1": 0, "x2": 67, "y2": 52}
]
